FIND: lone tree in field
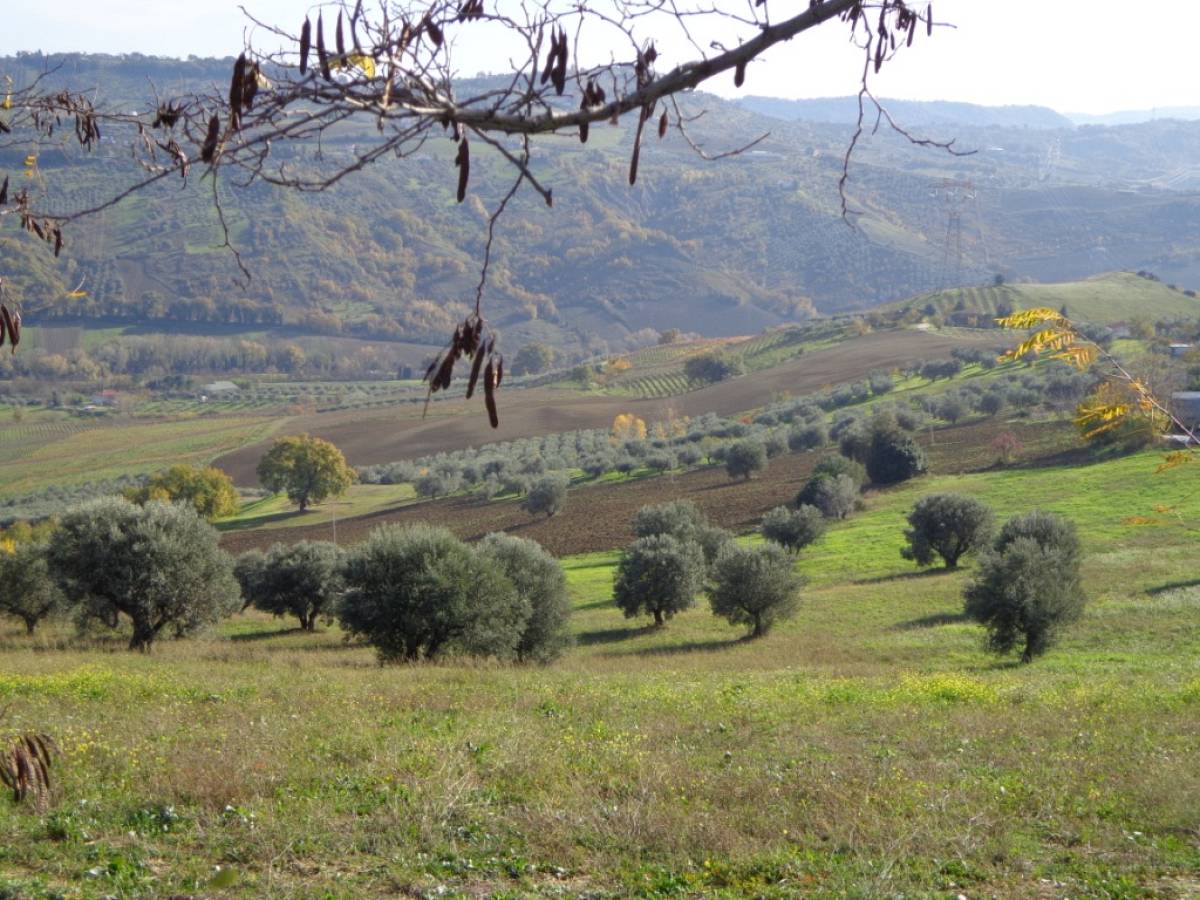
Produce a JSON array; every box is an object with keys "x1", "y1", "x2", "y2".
[
  {"x1": 725, "y1": 440, "x2": 767, "y2": 481},
  {"x1": 126, "y1": 464, "x2": 239, "y2": 521},
  {"x1": 251, "y1": 541, "x2": 346, "y2": 631},
  {"x1": 901, "y1": 493, "x2": 994, "y2": 569},
  {"x1": 963, "y1": 511, "x2": 1086, "y2": 663},
  {"x1": 477, "y1": 533, "x2": 572, "y2": 663},
  {"x1": 708, "y1": 542, "x2": 802, "y2": 638},
  {"x1": 761, "y1": 505, "x2": 826, "y2": 554},
  {"x1": 522, "y1": 473, "x2": 569, "y2": 519},
  {"x1": 684, "y1": 353, "x2": 742, "y2": 385},
  {"x1": 340, "y1": 524, "x2": 528, "y2": 662},
  {"x1": 613, "y1": 533, "x2": 704, "y2": 626},
  {"x1": 47, "y1": 498, "x2": 239, "y2": 651},
  {"x1": 0, "y1": 542, "x2": 65, "y2": 635},
  {"x1": 257, "y1": 434, "x2": 356, "y2": 512}
]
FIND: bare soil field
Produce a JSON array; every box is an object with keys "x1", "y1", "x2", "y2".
[
  {"x1": 214, "y1": 329, "x2": 994, "y2": 484},
  {"x1": 221, "y1": 418, "x2": 1073, "y2": 557}
]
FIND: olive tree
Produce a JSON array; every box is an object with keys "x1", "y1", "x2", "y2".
[
  {"x1": 47, "y1": 498, "x2": 240, "y2": 651},
  {"x1": 339, "y1": 524, "x2": 527, "y2": 662},
  {"x1": 865, "y1": 426, "x2": 927, "y2": 485},
  {"x1": 252, "y1": 541, "x2": 346, "y2": 631},
  {"x1": 963, "y1": 511, "x2": 1086, "y2": 663},
  {"x1": 708, "y1": 542, "x2": 802, "y2": 638},
  {"x1": 0, "y1": 542, "x2": 65, "y2": 635},
  {"x1": 476, "y1": 533, "x2": 572, "y2": 663},
  {"x1": 799, "y1": 473, "x2": 859, "y2": 520},
  {"x1": 613, "y1": 534, "x2": 705, "y2": 626},
  {"x1": 522, "y1": 473, "x2": 569, "y2": 519},
  {"x1": 761, "y1": 505, "x2": 826, "y2": 554},
  {"x1": 233, "y1": 548, "x2": 268, "y2": 611},
  {"x1": 725, "y1": 440, "x2": 767, "y2": 481},
  {"x1": 901, "y1": 493, "x2": 994, "y2": 569}
]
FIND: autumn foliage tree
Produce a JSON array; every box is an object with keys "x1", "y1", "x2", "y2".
[
  {"x1": 257, "y1": 435, "x2": 356, "y2": 511},
  {"x1": 126, "y1": 464, "x2": 239, "y2": 521}
]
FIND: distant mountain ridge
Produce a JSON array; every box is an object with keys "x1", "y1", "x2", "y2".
[
  {"x1": 739, "y1": 96, "x2": 1074, "y2": 130},
  {"x1": 1, "y1": 53, "x2": 1199, "y2": 354}
]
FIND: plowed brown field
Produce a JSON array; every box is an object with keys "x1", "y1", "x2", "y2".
[
  {"x1": 214, "y1": 329, "x2": 993, "y2": 485},
  {"x1": 220, "y1": 418, "x2": 1073, "y2": 557}
]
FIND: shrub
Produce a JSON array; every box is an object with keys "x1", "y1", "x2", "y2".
[
  {"x1": 476, "y1": 533, "x2": 572, "y2": 663},
  {"x1": 0, "y1": 542, "x2": 65, "y2": 635},
  {"x1": 865, "y1": 427, "x2": 927, "y2": 485},
  {"x1": 868, "y1": 370, "x2": 894, "y2": 395},
  {"x1": 901, "y1": 493, "x2": 994, "y2": 569},
  {"x1": 613, "y1": 534, "x2": 705, "y2": 626},
  {"x1": 761, "y1": 504, "x2": 826, "y2": 554},
  {"x1": 936, "y1": 395, "x2": 967, "y2": 424},
  {"x1": 724, "y1": 440, "x2": 767, "y2": 480},
  {"x1": 964, "y1": 512, "x2": 1086, "y2": 663},
  {"x1": 339, "y1": 524, "x2": 528, "y2": 662},
  {"x1": 788, "y1": 422, "x2": 827, "y2": 452},
  {"x1": 708, "y1": 542, "x2": 802, "y2": 637},
  {"x1": 581, "y1": 453, "x2": 613, "y2": 477},
  {"x1": 414, "y1": 470, "x2": 459, "y2": 499},
  {"x1": 837, "y1": 421, "x2": 871, "y2": 463},
  {"x1": 48, "y1": 498, "x2": 239, "y2": 650},
  {"x1": 800, "y1": 473, "x2": 859, "y2": 520},
  {"x1": 522, "y1": 473, "x2": 569, "y2": 519},
  {"x1": 763, "y1": 431, "x2": 788, "y2": 459},
  {"x1": 252, "y1": 541, "x2": 345, "y2": 630},
  {"x1": 645, "y1": 451, "x2": 675, "y2": 472}
]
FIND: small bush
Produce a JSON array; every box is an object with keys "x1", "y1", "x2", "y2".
[
  {"x1": 761, "y1": 505, "x2": 826, "y2": 554},
  {"x1": 708, "y1": 542, "x2": 802, "y2": 637},
  {"x1": 901, "y1": 493, "x2": 993, "y2": 569},
  {"x1": 788, "y1": 423, "x2": 827, "y2": 452}
]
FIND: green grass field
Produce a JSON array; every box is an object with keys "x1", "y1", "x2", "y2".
[
  {"x1": 892, "y1": 272, "x2": 1200, "y2": 325},
  {"x1": 218, "y1": 483, "x2": 419, "y2": 533},
  {"x1": 0, "y1": 414, "x2": 282, "y2": 499},
  {"x1": 1, "y1": 448, "x2": 1197, "y2": 897}
]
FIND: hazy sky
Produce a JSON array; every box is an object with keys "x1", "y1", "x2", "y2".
[{"x1": 2, "y1": 1, "x2": 1197, "y2": 115}]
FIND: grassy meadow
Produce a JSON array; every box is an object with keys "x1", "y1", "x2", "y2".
[{"x1": 1, "y1": 449, "x2": 1198, "y2": 897}]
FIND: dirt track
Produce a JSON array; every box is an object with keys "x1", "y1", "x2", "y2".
[{"x1": 214, "y1": 329, "x2": 990, "y2": 485}]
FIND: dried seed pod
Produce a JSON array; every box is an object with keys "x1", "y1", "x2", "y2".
[
  {"x1": 200, "y1": 114, "x2": 220, "y2": 163},
  {"x1": 466, "y1": 344, "x2": 486, "y2": 399},
  {"x1": 658, "y1": 109, "x2": 668, "y2": 139},
  {"x1": 336, "y1": 11, "x2": 346, "y2": 58},
  {"x1": 629, "y1": 114, "x2": 645, "y2": 185},
  {"x1": 483, "y1": 360, "x2": 499, "y2": 427},
  {"x1": 0, "y1": 175, "x2": 8, "y2": 206},
  {"x1": 242, "y1": 62, "x2": 260, "y2": 110},
  {"x1": 578, "y1": 99, "x2": 590, "y2": 143},
  {"x1": 495, "y1": 357, "x2": 503, "y2": 388},
  {"x1": 0, "y1": 308, "x2": 7, "y2": 348},
  {"x1": 53, "y1": 227, "x2": 63, "y2": 258},
  {"x1": 552, "y1": 29, "x2": 568, "y2": 95},
  {"x1": 927, "y1": 4, "x2": 933, "y2": 36},
  {"x1": 317, "y1": 13, "x2": 331, "y2": 81},
  {"x1": 1, "y1": 305, "x2": 17, "y2": 353},
  {"x1": 300, "y1": 16, "x2": 311, "y2": 74},
  {"x1": 229, "y1": 55, "x2": 246, "y2": 130},
  {"x1": 425, "y1": 16, "x2": 444, "y2": 48},
  {"x1": 734, "y1": 61, "x2": 746, "y2": 88},
  {"x1": 455, "y1": 137, "x2": 470, "y2": 203}
]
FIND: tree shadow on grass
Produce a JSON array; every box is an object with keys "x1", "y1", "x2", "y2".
[
  {"x1": 575, "y1": 625, "x2": 657, "y2": 646},
  {"x1": 854, "y1": 568, "x2": 956, "y2": 586},
  {"x1": 1146, "y1": 578, "x2": 1200, "y2": 596},
  {"x1": 892, "y1": 611, "x2": 971, "y2": 631},
  {"x1": 229, "y1": 626, "x2": 308, "y2": 642},
  {"x1": 605, "y1": 634, "x2": 752, "y2": 658}
]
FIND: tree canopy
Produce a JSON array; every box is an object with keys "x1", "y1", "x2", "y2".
[{"x1": 257, "y1": 435, "x2": 356, "y2": 511}]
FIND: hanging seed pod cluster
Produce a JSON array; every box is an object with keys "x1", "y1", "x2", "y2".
[{"x1": 423, "y1": 315, "x2": 504, "y2": 428}]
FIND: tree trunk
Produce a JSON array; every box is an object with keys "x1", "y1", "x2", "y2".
[
  {"x1": 129, "y1": 618, "x2": 159, "y2": 652},
  {"x1": 653, "y1": 608, "x2": 664, "y2": 626},
  {"x1": 752, "y1": 615, "x2": 764, "y2": 638},
  {"x1": 23, "y1": 618, "x2": 36, "y2": 636}
]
